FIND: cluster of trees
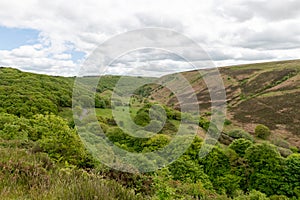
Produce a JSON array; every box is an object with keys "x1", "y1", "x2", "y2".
[
  {"x1": 151, "y1": 137, "x2": 300, "y2": 199},
  {"x1": 0, "y1": 68, "x2": 73, "y2": 117},
  {"x1": 0, "y1": 113, "x2": 94, "y2": 167},
  {"x1": 83, "y1": 103, "x2": 300, "y2": 199}
]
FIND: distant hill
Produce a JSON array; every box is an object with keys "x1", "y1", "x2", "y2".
[{"x1": 148, "y1": 60, "x2": 300, "y2": 147}]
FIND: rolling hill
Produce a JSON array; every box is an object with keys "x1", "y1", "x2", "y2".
[
  {"x1": 1, "y1": 60, "x2": 300, "y2": 199},
  {"x1": 148, "y1": 59, "x2": 300, "y2": 148}
]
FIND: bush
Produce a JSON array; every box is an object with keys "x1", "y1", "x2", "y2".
[
  {"x1": 229, "y1": 138, "x2": 253, "y2": 157},
  {"x1": 271, "y1": 139, "x2": 290, "y2": 149},
  {"x1": 290, "y1": 146, "x2": 299, "y2": 153},
  {"x1": 227, "y1": 129, "x2": 254, "y2": 142},
  {"x1": 224, "y1": 119, "x2": 232, "y2": 126},
  {"x1": 255, "y1": 124, "x2": 271, "y2": 139},
  {"x1": 32, "y1": 114, "x2": 94, "y2": 167},
  {"x1": 277, "y1": 147, "x2": 293, "y2": 158},
  {"x1": 168, "y1": 155, "x2": 213, "y2": 188}
]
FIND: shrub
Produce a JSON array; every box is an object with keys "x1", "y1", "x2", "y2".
[
  {"x1": 32, "y1": 114, "x2": 94, "y2": 167},
  {"x1": 255, "y1": 124, "x2": 271, "y2": 139},
  {"x1": 224, "y1": 119, "x2": 232, "y2": 126},
  {"x1": 215, "y1": 174, "x2": 241, "y2": 197},
  {"x1": 271, "y1": 139, "x2": 290, "y2": 149},
  {"x1": 227, "y1": 129, "x2": 254, "y2": 142},
  {"x1": 168, "y1": 155, "x2": 213, "y2": 189},
  {"x1": 229, "y1": 138, "x2": 253, "y2": 157},
  {"x1": 134, "y1": 109, "x2": 150, "y2": 126},
  {"x1": 277, "y1": 147, "x2": 293, "y2": 158},
  {"x1": 290, "y1": 146, "x2": 299, "y2": 153}
]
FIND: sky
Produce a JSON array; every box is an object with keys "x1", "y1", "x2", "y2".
[{"x1": 0, "y1": 0, "x2": 300, "y2": 76}]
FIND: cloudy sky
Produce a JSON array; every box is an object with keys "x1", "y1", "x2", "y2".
[{"x1": 0, "y1": 0, "x2": 300, "y2": 76}]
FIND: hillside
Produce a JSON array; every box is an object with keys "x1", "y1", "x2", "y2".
[
  {"x1": 0, "y1": 67, "x2": 74, "y2": 117},
  {"x1": 0, "y1": 62, "x2": 300, "y2": 199},
  {"x1": 148, "y1": 60, "x2": 300, "y2": 148}
]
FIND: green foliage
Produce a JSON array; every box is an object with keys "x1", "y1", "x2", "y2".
[
  {"x1": 224, "y1": 119, "x2": 232, "y2": 125},
  {"x1": 0, "y1": 67, "x2": 73, "y2": 117},
  {"x1": 134, "y1": 85, "x2": 153, "y2": 97},
  {"x1": 106, "y1": 127, "x2": 145, "y2": 152},
  {"x1": 200, "y1": 147, "x2": 231, "y2": 178},
  {"x1": 255, "y1": 124, "x2": 271, "y2": 139},
  {"x1": 33, "y1": 114, "x2": 93, "y2": 167},
  {"x1": 165, "y1": 107, "x2": 181, "y2": 120},
  {"x1": 170, "y1": 180, "x2": 213, "y2": 200},
  {"x1": 269, "y1": 195, "x2": 289, "y2": 200},
  {"x1": 134, "y1": 106, "x2": 151, "y2": 126},
  {"x1": 277, "y1": 147, "x2": 293, "y2": 158},
  {"x1": 285, "y1": 154, "x2": 300, "y2": 197},
  {"x1": 290, "y1": 146, "x2": 299, "y2": 153},
  {"x1": 216, "y1": 174, "x2": 241, "y2": 197},
  {"x1": 227, "y1": 129, "x2": 254, "y2": 142},
  {"x1": 234, "y1": 190, "x2": 269, "y2": 200},
  {"x1": 168, "y1": 155, "x2": 213, "y2": 188},
  {"x1": 0, "y1": 113, "x2": 33, "y2": 140},
  {"x1": 152, "y1": 168, "x2": 176, "y2": 200},
  {"x1": 142, "y1": 134, "x2": 170, "y2": 152},
  {"x1": 0, "y1": 113, "x2": 93, "y2": 167},
  {"x1": 1, "y1": 66, "x2": 300, "y2": 199},
  {"x1": 229, "y1": 138, "x2": 253, "y2": 157},
  {"x1": 271, "y1": 138, "x2": 290, "y2": 149},
  {"x1": 244, "y1": 143, "x2": 292, "y2": 196},
  {"x1": 245, "y1": 143, "x2": 281, "y2": 171},
  {"x1": 0, "y1": 146, "x2": 142, "y2": 200},
  {"x1": 199, "y1": 117, "x2": 210, "y2": 131}
]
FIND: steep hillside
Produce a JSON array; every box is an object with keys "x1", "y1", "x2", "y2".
[{"x1": 149, "y1": 60, "x2": 300, "y2": 147}]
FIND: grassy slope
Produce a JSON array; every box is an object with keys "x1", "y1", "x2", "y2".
[{"x1": 148, "y1": 60, "x2": 300, "y2": 147}]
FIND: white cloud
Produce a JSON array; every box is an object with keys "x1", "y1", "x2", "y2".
[{"x1": 0, "y1": 0, "x2": 299, "y2": 76}]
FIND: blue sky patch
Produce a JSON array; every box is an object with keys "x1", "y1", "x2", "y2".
[
  {"x1": 71, "y1": 51, "x2": 86, "y2": 61},
  {"x1": 0, "y1": 26, "x2": 40, "y2": 50}
]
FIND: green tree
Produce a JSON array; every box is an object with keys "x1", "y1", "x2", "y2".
[
  {"x1": 245, "y1": 143, "x2": 289, "y2": 196},
  {"x1": 168, "y1": 155, "x2": 213, "y2": 189},
  {"x1": 285, "y1": 154, "x2": 300, "y2": 198}
]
